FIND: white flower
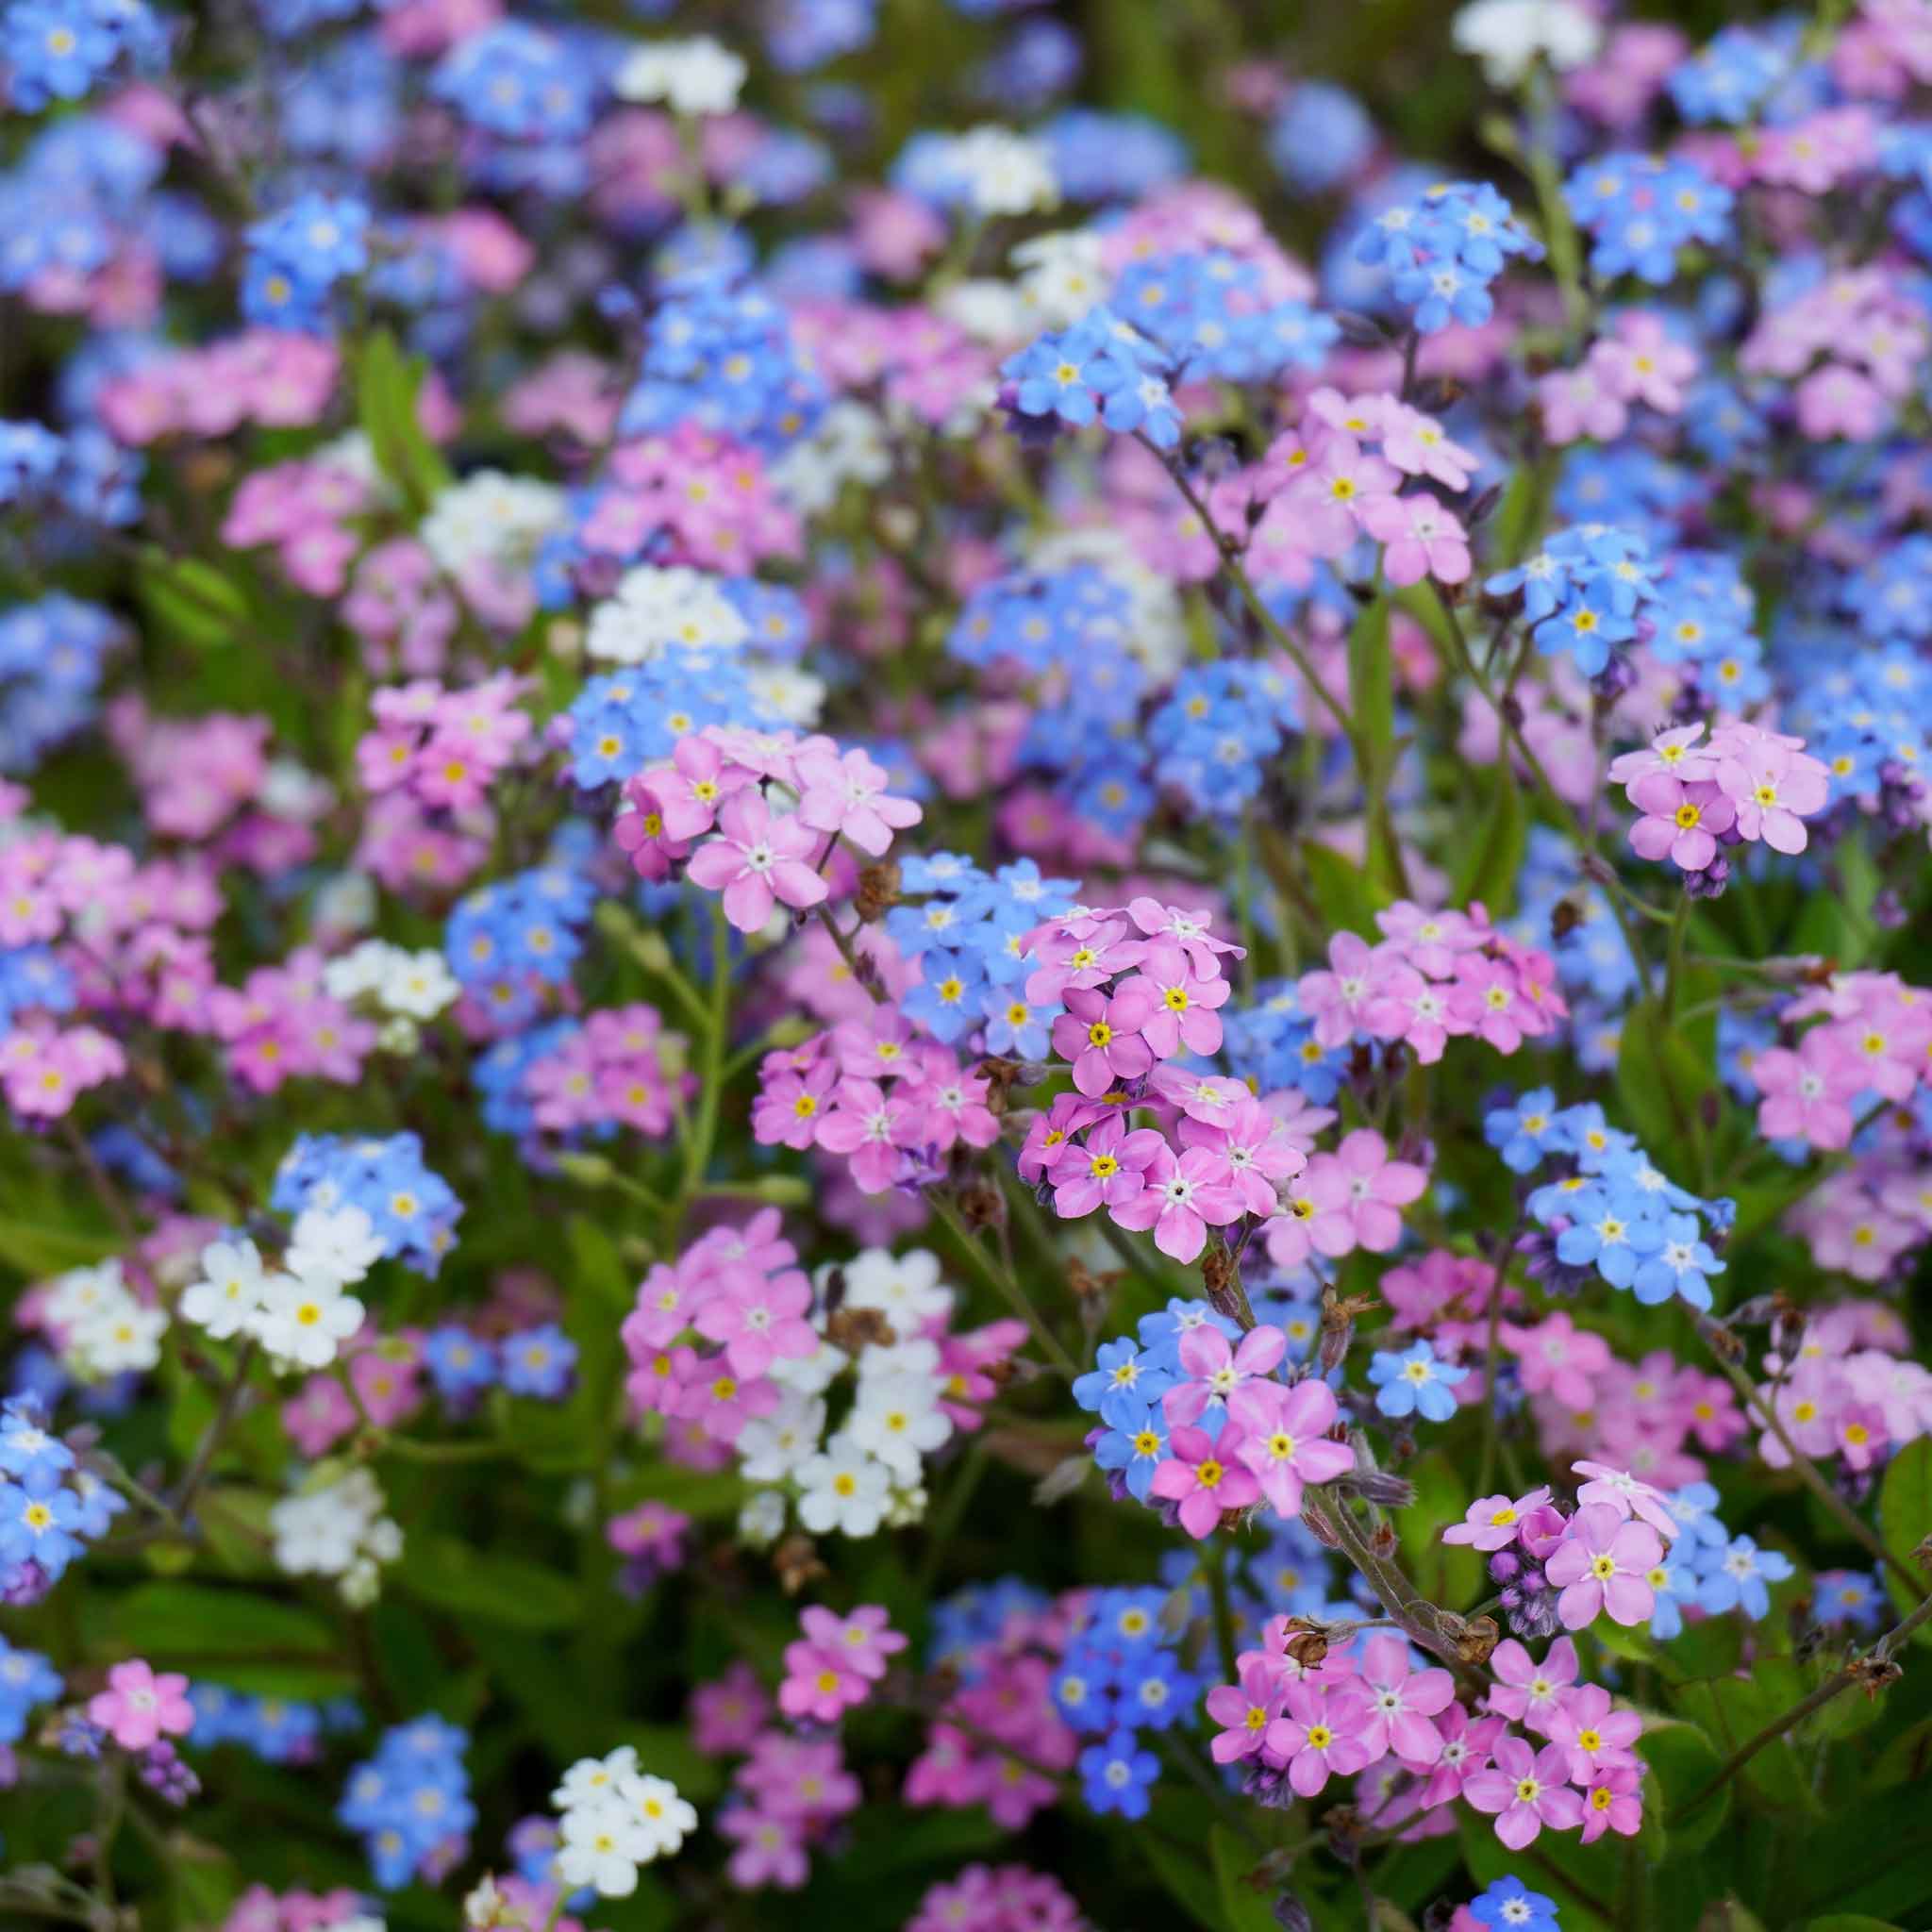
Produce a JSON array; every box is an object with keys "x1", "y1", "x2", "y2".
[
  {"x1": 1012, "y1": 228, "x2": 1108, "y2": 328},
  {"x1": 556, "y1": 1798, "x2": 645, "y2": 1897},
  {"x1": 253, "y1": 1271, "x2": 365, "y2": 1370},
  {"x1": 614, "y1": 36, "x2": 745, "y2": 115},
  {"x1": 855, "y1": 1335, "x2": 943, "y2": 1385},
  {"x1": 794, "y1": 1435, "x2": 892, "y2": 1537},
  {"x1": 284, "y1": 1205, "x2": 384, "y2": 1291},
  {"x1": 420, "y1": 472, "x2": 566, "y2": 575},
  {"x1": 270, "y1": 1467, "x2": 400, "y2": 1600},
  {"x1": 846, "y1": 1373, "x2": 952, "y2": 1478},
  {"x1": 71, "y1": 1298, "x2": 167, "y2": 1376},
  {"x1": 767, "y1": 1334, "x2": 848, "y2": 1397},
  {"x1": 936, "y1": 278, "x2": 1028, "y2": 345},
  {"x1": 738, "y1": 1489, "x2": 787, "y2": 1547},
  {"x1": 736, "y1": 1392, "x2": 825, "y2": 1483},
  {"x1": 769, "y1": 402, "x2": 890, "y2": 516},
  {"x1": 743, "y1": 663, "x2": 824, "y2": 727},
  {"x1": 841, "y1": 1247, "x2": 954, "y2": 1325},
  {"x1": 616, "y1": 1772, "x2": 696, "y2": 1858},
  {"x1": 42, "y1": 1259, "x2": 126, "y2": 1332},
  {"x1": 946, "y1": 126, "x2": 1058, "y2": 217},
  {"x1": 378, "y1": 948, "x2": 458, "y2": 1020},
  {"x1": 586, "y1": 564, "x2": 750, "y2": 665},
  {"x1": 1452, "y1": 0, "x2": 1601, "y2": 85},
  {"x1": 554, "y1": 1746, "x2": 641, "y2": 1813},
  {"x1": 179, "y1": 1238, "x2": 283, "y2": 1341}
]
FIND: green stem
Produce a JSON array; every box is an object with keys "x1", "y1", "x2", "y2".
[{"x1": 927, "y1": 1191, "x2": 1078, "y2": 1380}]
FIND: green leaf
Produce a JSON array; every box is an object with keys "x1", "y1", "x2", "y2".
[
  {"x1": 1141, "y1": 1829, "x2": 1222, "y2": 1932},
  {"x1": 1638, "y1": 1719, "x2": 1729, "y2": 1854},
  {"x1": 1878, "y1": 1435, "x2": 1932, "y2": 1632},
  {"x1": 1347, "y1": 595, "x2": 1394, "y2": 782},
  {"x1": 0, "y1": 1217, "x2": 117, "y2": 1277},
  {"x1": 138, "y1": 547, "x2": 254, "y2": 651},
  {"x1": 165, "y1": 1832, "x2": 242, "y2": 1932},
  {"x1": 1398, "y1": 1450, "x2": 1481, "y2": 1608},
  {"x1": 395, "y1": 1534, "x2": 583, "y2": 1630},
  {"x1": 1210, "y1": 1823, "x2": 1280, "y2": 1932},
  {"x1": 354, "y1": 328, "x2": 454, "y2": 517},
  {"x1": 102, "y1": 1583, "x2": 352, "y2": 1698},
  {"x1": 1671, "y1": 1669, "x2": 1817, "y2": 1812},
  {"x1": 1490, "y1": 464, "x2": 1546, "y2": 567},
  {"x1": 1301, "y1": 839, "x2": 1391, "y2": 938},
  {"x1": 1615, "y1": 994, "x2": 1714, "y2": 1162},
  {"x1": 1451, "y1": 759, "x2": 1525, "y2": 918},
  {"x1": 566, "y1": 1214, "x2": 637, "y2": 1314},
  {"x1": 1457, "y1": 1815, "x2": 1617, "y2": 1932},
  {"x1": 1806, "y1": 1918, "x2": 1907, "y2": 1931}
]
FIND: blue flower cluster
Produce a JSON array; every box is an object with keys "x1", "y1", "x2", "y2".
[
  {"x1": 949, "y1": 564, "x2": 1132, "y2": 675},
  {"x1": 186, "y1": 1682, "x2": 358, "y2": 1763},
  {"x1": 0, "y1": 1632, "x2": 62, "y2": 1742},
  {"x1": 557, "y1": 658, "x2": 778, "y2": 791},
  {"x1": 1646, "y1": 1482, "x2": 1797, "y2": 1639},
  {"x1": 1002, "y1": 307, "x2": 1182, "y2": 446},
  {"x1": 0, "y1": 1397, "x2": 122, "y2": 1600},
  {"x1": 884, "y1": 854, "x2": 1077, "y2": 1045},
  {"x1": 429, "y1": 20, "x2": 594, "y2": 142},
  {"x1": 0, "y1": 419, "x2": 140, "y2": 525},
  {"x1": 1044, "y1": 109, "x2": 1187, "y2": 202},
  {"x1": 1055, "y1": 1584, "x2": 1200, "y2": 1822},
  {"x1": 1078, "y1": 1299, "x2": 1240, "y2": 1504},
  {"x1": 1354, "y1": 179, "x2": 1541, "y2": 332},
  {"x1": 1666, "y1": 25, "x2": 1786, "y2": 125},
  {"x1": 1112, "y1": 251, "x2": 1340, "y2": 383},
  {"x1": 1221, "y1": 981, "x2": 1349, "y2": 1103},
  {"x1": 426, "y1": 1324, "x2": 589, "y2": 1405},
  {"x1": 926, "y1": 1578, "x2": 1055, "y2": 1678},
  {"x1": 1485, "y1": 525, "x2": 1664, "y2": 679},
  {"x1": 0, "y1": 945, "x2": 74, "y2": 1032},
  {"x1": 1484, "y1": 1092, "x2": 1730, "y2": 1311},
  {"x1": 4, "y1": 0, "x2": 164, "y2": 111},
  {"x1": 445, "y1": 859, "x2": 598, "y2": 1029},
  {"x1": 243, "y1": 192, "x2": 370, "y2": 332},
  {"x1": 617, "y1": 270, "x2": 826, "y2": 451},
  {"x1": 1148, "y1": 660, "x2": 1300, "y2": 816},
  {"x1": 338, "y1": 1715, "x2": 475, "y2": 1890},
  {"x1": 271, "y1": 1132, "x2": 464, "y2": 1275},
  {"x1": 1565, "y1": 153, "x2": 1732, "y2": 287}
]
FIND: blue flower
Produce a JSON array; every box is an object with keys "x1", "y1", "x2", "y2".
[
  {"x1": 1368, "y1": 1341, "x2": 1469, "y2": 1423},
  {"x1": 1078, "y1": 1728, "x2": 1160, "y2": 1818},
  {"x1": 500, "y1": 1324, "x2": 576, "y2": 1399},
  {"x1": 1534, "y1": 582, "x2": 1636, "y2": 677},
  {"x1": 1074, "y1": 1338, "x2": 1174, "y2": 1418},
  {"x1": 1470, "y1": 1874, "x2": 1560, "y2": 1932},
  {"x1": 0, "y1": 1635, "x2": 62, "y2": 1743},
  {"x1": 1485, "y1": 1088, "x2": 1561, "y2": 1174},
  {"x1": 1694, "y1": 1536, "x2": 1795, "y2": 1621},
  {"x1": 1554, "y1": 1184, "x2": 1668, "y2": 1290},
  {"x1": 1091, "y1": 1400, "x2": 1168, "y2": 1503},
  {"x1": 1629, "y1": 1213, "x2": 1724, "y2": 1310}
]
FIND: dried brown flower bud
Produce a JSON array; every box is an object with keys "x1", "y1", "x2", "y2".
[
  {"x1": 853, "y1": 863, "x2": 901, "y2": 924},
  {"x1": 825, "y1": 1306, "x2": 897, "y2": 1353},
  {"x1": 773, "y1": 1535, "x2": 827, "y2": 1596}
]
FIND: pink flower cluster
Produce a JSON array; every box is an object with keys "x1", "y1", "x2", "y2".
[
  {"x1": 1610, "y1": 721, "x2": 1830, "y2": 875},
  {"x1": 905, "y1": 1864, "x2": 1088, "y2": 1932},
  {"x1": 1207, "y1": 1620, "x2": 1644, "y2": 1851},
  {"x1": 87, "y1": 1657, "x2": 193, "y2": 1750},
  {"x1": 776, "y1": 1604, "x2": 908, "y2": 1722},
  {"x1": 1521, "y1": 1340, "x2": 1745, "y2": 1488},
  {"x1": 523, "y1": 1004, "x2": 685, "y2": 1137},
  {"x1": 1749, "y1": 1304, "x2": 1932, "y2": 1472},
  {"x1": 1299, "y1": 899, "x2": 1567, "y2": 1066},
  {"x1": 208, "y1": 949, "x2": 377, "y2": 1094},
  {"x1": 1740, "y1": 266, "x2": 1929, "y2": 441},
  {"x1": 343, "y1": 539, "x2": 461, "y2": 677},
  {"x1": 97, "y1": 330, "x2": 341, "y2": 443},
  {"x1": 791, "y1": 301, "x2": 997, "y2": 427},
  {"x1": 577, "y1": 425, "x2": 802, "y2": 572},
  {"x1": 754, "y1": 1013, "x2": 998, "y2": 1195},
  {"x1": 616, "y1": 727, "x2": 921, "y2": 932},
  {"x1": 358, "y1": 675, "x2": 534, "y2": 814},
  {"x1": 717, "y1": 1730, "x2": 861, "y2": 1891},
  {"x1": 1150, "y1": 1341, "x2": 1355, "y2": 1536},
  {"x1": 222, "y1": 456, "x2": 375, "y2": 596},
  {"x1": 218, "y1": 1888, "x2": 375, "y2": 1932},
  {"x1": 1540, "y1": 311, "x2": 1698, "y2": 445}
]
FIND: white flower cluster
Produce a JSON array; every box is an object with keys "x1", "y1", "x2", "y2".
[
  {"x1": 613, "y1": 36, "x2": 745, "y2": 116},
  {"x1": 1011, "y1": 229, "x2": 1108, "y2": 330},
  {"x1": 179, "y1": 1208, "x2": 382, "y2": 1371},
  {"x1": 552, "y1": 1746, "x2": 697, "y2": 1898},
  {"x1": 323, "y1": 939, "x2": 459, "y2": 1052},
  {"x1": 737, "y1": 1247, "x2": 958, "y2": 1545},
  {"x1": 770, "y1": 401, "x2": 891, "y2": 516},
  {"x1": 942, "y1": 126, "x2": 1058, "y2": 218},
  {"x1": 420, "y1": 471, "x2": 567, "y2": 575},
  {"x1": 586, "y1": 563, "x2": 750, "y2": 665},
  {"x1": 269, "y1": 1465, "x2": 401, "y2": 1607},
  {"x1": 1451, "y1": 0, "x2": 1601, "y2": 86},
  {"x1": 45, "y1": 1259, "x2": 166, "y2": 1378}
]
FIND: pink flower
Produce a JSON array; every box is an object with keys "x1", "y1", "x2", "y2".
[
  {"x1": 753, "y1": 1059, "x2": 839, "y2": 1151},
  {"x1": 793, "y1": 745, "x2": 923, "y2": 858},
  {"x1": 1416, "y1": 1700, "x2": 1506, "y2": 1808},
  {"x1": 1129, "y1": 941, "x2": 1231, "y2": 1058},
  {"x1": 1360, "y1": 492, "x2": 1471, "y2": 587},
  {"x1": 1548, "y1": 1683, "x2": 1641, "y2": 1784},
  {"x1": 813, "y1": 1077, "x2": 917, "y2": 1193},
  {"x1": 1578, "y1": 1763, "x2": 1644, "y2": 1843},
  {"x1": 1752, "y1": 1030, "x2": 1863, "y2": 1150},
  {"x1": 1377, "y1": 405, "x2": 1477, "y2": 489},
  {"x1": 1148, "y1": 1422, "x2": 1261, "y2": 1538},
  {"x1": 87, "y1": 1659, "x2": 193, "y2": 1750},
  {"x1": 1226, "y1": 1377, "x2": 1355, "y2": 1517},
  {"x1": 691, "y1": 1663, "x2": 772, "y2": 1755},
  {"x1": 691, "y1": 1265, "x2": 817, "y2": 1377},
  {"x1": 686, "y1": 791, "x2": 829, "y2": 932},
  {"x1": 1206, "y1": 1657, "x2": 1288, "y2": 1764},
  {"x1": 1505, "y1": 1314, "x2": 1612, "y2": 1409},
  {"x1": 1442, "y1": 1486, "x2": 1553, "y2": 1552},
  {"x1": 1260, "y1": 1680, "x2": 1377, "y2": 1796},
  {"x1": 1463, "y1": 1736, "x2": 1585, "y2": 1848},
  {"x1": 1166, "y1": 1322, "x2": 1288, "y2": 1427},
  {"x1": 1299, "y1": 930, "x2": 1410, "y2": 1049},
  {"x1": 1544, "y1": 1503, "x2": 1664, "y2": 1629},
  {"x1": 1301, "y1": 1129, "x2": 1428, "y2": 1257},
  {"x1": 1178, "y1": 1098, "x2": 1307, "y2": 1217},
  {"x1": 719, "y1": 1807, "x2": 809, "y2": 1890},
  {"x1": 1607, "y1": 722, "x2": 1719, "y2": 790},
  {"x1": 1356, "y1": 1634, "x2": 1456, "y2": 1766},
  {"x1": 1710, "y1": 732, "x2": 1830, "y2": 854},
  {"x1": 1108, "y1": 1142, "x2": 1246, "y2": 1263},
  {"x1": 1052, "y1": 981, "x2": 1161, "y2": 1096},
  {"x1": 648, "y1": 734, "x2": 751, "y2": 841},
  {"x1": 1486, "y1": 1637, "x2": 1578, "y2": 1736},
  {"x1": 1048, "y1": 1115, "x2": 1164, "y2": 1219},
  {"x1": 1625, "y1": 773, "x2": 1736, "y2": 873},
  {"x1": 1572, "y1": 1460, "x2": 1681, "y2": 1539}
]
